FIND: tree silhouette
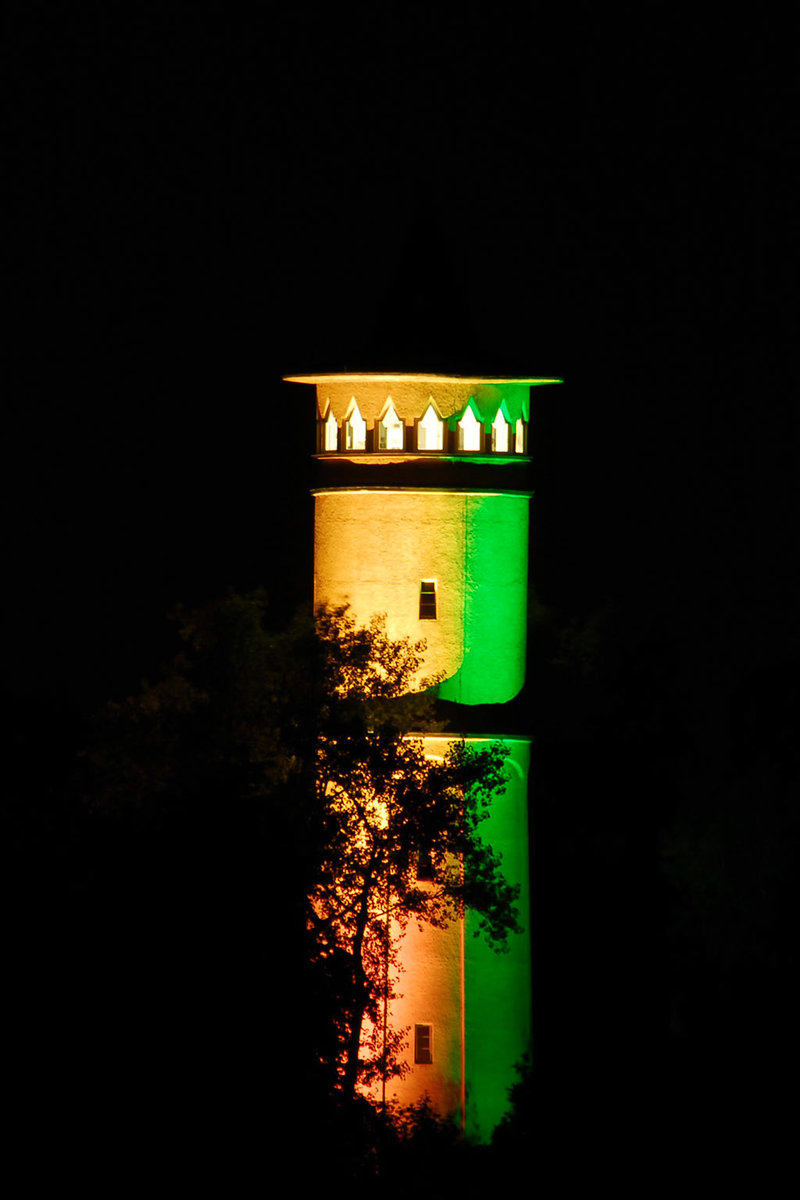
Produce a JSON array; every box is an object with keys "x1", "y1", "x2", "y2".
[
  {"x1": 310, "y1": 607, "x2": 519, "y2": 1097},
  {"x1": 84, "y1": 592, "x2": 520, "y2": 1106}
]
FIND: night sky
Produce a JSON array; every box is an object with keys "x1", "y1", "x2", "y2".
[
  {"x1": 5, "y1": 5, "x2": 793, "y2": 712},
  {"x1": 4, "y1": 2, "x2": 797, "y2": 1177}
]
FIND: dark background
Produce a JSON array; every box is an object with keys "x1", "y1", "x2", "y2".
[
  {"x1": 5, "y1": 6, "x2": 794, "y2": 708},
  {"x1": 3, "y1": 2, "x2": 797, "y2": 1180}
]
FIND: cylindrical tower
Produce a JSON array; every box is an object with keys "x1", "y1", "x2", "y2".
[{"x1": 286, "y1": 372, "x2": 560, "y2": 1140}]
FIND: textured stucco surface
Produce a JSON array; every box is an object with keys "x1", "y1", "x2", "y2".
[
  {"x1": 379, "y1": 899, "x2": 463, "y2": 1118},
  {"x1": 377, "y1": 736, "x2": 531, "y2": 1138},
  {"x1": 314, "y1": 488, "x2": 529, "y2": 704},
  {"x1": 464, "y1": 738, "x2": 532, "y2": 1141}
]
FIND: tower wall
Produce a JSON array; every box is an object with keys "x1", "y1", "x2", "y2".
[
  {"x1": 313, "y1": 488, "x2": 530, "y2": 704},
  {"x1": 287, "y1": 372, "x2": 559, "y2": 1141},
  {"x1": 463, "y1": 737, "x2": 532, "y2": 1140},
  {"x1": 372, "y1": 734, "x2": 531, "y2": 1142}
]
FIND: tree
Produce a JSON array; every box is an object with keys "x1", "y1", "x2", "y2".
[
  {"x1": 84, "y1": 592, "x2": 520, "y2": 1107},
  {"x1": 310, "y1": 605, "x2": 520, "y2": 1098}
]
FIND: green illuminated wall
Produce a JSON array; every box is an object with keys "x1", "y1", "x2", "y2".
[
  {"x1": 436, "y1": 493, "x2": 530, "y2": 706},
  {"x1": 463, "y1": 738, "x2": 531, "y2": 1142}
]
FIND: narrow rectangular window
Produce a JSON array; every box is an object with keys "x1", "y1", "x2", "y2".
[
  {"x1": 415, "y1": 1024, "x2": 433, "y2": 1064},
  {"x1": 415, "y1": 847, "x2": 435, "y2": 881},
  {"x1": 419, "y1": 580, "x2": 437, "y2": 620}
]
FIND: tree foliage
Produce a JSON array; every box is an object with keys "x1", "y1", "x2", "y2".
[
  {"x1": 85, "y1": 591, "x2": 520, "y2": 1102},
  {"x1": 310, "y1": 606, "x2": 519, "y2": 1095}
]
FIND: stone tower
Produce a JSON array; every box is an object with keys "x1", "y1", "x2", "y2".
[{"x1": 285, "y1": 372, "x2": 560, "y2": 1140}]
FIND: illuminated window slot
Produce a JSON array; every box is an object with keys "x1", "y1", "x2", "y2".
[
  {"x1": 457, "y1": 405, "x2": 481, "y2": 451},
  {"x1": 324, "y1": 410, "x2": 338, "y2": 451},
  {"x1": 417, "y1": 403, "x2": 443, "y2": 450},
  {"x1": 345, "y1": 402, "x2": 366, "y2": 450},
  {"x1": 492, "y1": 411, "x2": 509, "y2": 452},
  {"x1": 378, "y1": 402, "x2": 404, "y2": 450}
]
